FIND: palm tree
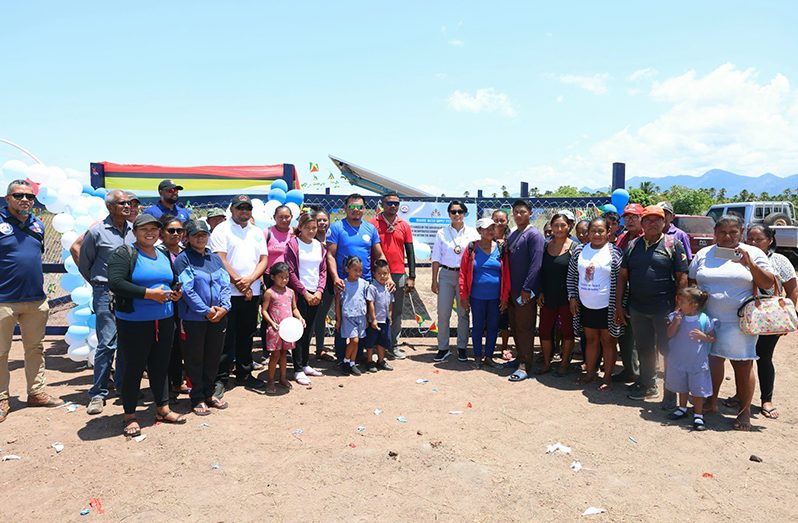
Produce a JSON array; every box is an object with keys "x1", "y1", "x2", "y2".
[
  {"x1": 639, "y1": 181, "x2": 659, "y2": 197},
  {"x1": 500, "y1": 185, "x2": 510, "y2": 198}
]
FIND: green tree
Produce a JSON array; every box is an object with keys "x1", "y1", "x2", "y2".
[
  {"x1": 670, "y1": 187, "x2": 714, "y2": 215},
  {"x1": 500, "y1": 185, "x2": 510, "y2": 198},
  {"x1": 550, "y1": 185, "x2": 581, "y2": 197}
]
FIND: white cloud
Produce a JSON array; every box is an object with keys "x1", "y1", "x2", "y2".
[
  {"x1": 627, "y1": 67, "x2": 658, "y2": 82},
  {"x1": 548, "y1": 73, "x2": 609, "y2": 94},
  {"x1": 514, "y1": 64, "x2": 798, "y2": 189},
  {"x1": 447, "y1": 88, "x2": 516, "y2": 117},
  {"x1": 448, "y1": 39, "x2": 464, "y2": 47}
]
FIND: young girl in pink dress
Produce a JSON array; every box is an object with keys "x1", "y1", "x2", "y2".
[{"x1": 261, "y1": 262, "x2": 305, "y2": 394}]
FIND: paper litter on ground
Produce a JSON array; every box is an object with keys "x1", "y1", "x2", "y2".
[
  {"x1": 396, "y1": 415, "x2": 407, "y2": 423},
  {"x1": 448, "y1": 410, "x2": 463, "y2": 415},
  {"x1": 373, "y1": 408, "x2": 382, "y2": 416},
  {"x1": 415, "y1": 378, "x2": 429, "y2": 384},
  {"x1": 51, "y1": 442, "x2": 64, "y2": 453},
  {"x1": 582, "y1": 507, "x2": 606, "y2": 516},
  {"x1": 570, "y1": 460, "x2": 583, "y2": 472},
  {"x1": 133, "y1": 434, "x2": 146, "y2": 443},
  {"x1": 356, "y1": 425, "x2": 365, "y2": 433},
  {"x1": 546, "y1": 442, "x2": 572, "y2": 455},
  {"x1": 2, "y1": 455, "x2": 21, "y2": 461}
]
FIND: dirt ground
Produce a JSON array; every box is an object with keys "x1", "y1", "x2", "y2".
[{"x1": 1, "y1": 328, "x2": 797, "y2": 522}]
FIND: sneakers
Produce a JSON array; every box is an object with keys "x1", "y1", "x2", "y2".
[
  {"x1": 367, "y1": 364, "x2": 379, "y2": 373},
  {"x1": 0, "y1": 399, "x2": 8, "y2": 423},
  {"x1": 235, "y1": 375, "x2": 267, "y2": 390},
  {"x1": 26, "y1": 392, "x2": 65, "y2": 408},
  {"x1": 349, "y1": 364, "x2": 362, "y2": 376},
  {"x1": 294, "y1": 371, "x2": 311, "y2": 386},
  {"x1": 303, "y1": 366, "x2": 323, "y2": 377},
  {"x1": 87, "y1": 396, "x2": 105, "y2": 415},
  {"x1": 433, "y1": 349, "x2": 451, "y2": 362},
  {"x1": 213, "y1": 381, "x2": 226, "y2": 400},
  {"x1": 376, "y1": 360, "x2": 394, "y2": 371},
  {"x1": 611, "y1": 371, "x2": 638, "y2": 383},
  {"x1": 457, "y1": 349, "x2": 468, "y2": 362},
  {"x1": 627, "y1": 384, "x2": 658, "y2": 401},
  {"x1": 391, "y1": 348, "x2": 407, "y2": 360}
]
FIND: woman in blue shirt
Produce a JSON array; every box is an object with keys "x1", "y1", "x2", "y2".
[
  {"x1": 173, "y1": 220, "x2": 232, "y2": 415},
  {"x1": 108, "y1": 214, "x2": 185, "y2": 437}
]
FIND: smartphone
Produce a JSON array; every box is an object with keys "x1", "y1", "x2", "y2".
[
  {"x1": 714, "y1": 246, "x2": 741, "y2": 260},
  {"x1": 172, "y1": 282, "x2": 183, "y2": 292}
]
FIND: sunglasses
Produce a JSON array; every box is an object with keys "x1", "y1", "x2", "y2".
[
  {"x1": 166, "y1": 228, "x2": 184, "y2": 234},
  {"x1": 383, "y1": 201, "x2": 400, "y2": 207},
  {"x1": 449, "y1": 209, "x2": 465, "y2": 215},
  {"x1": 11, "y1": 193, "x2": 35, "y2": 201},
  {"x1": 348, "y1": 204, "x2": 365, "y2": 210},
  {"x1": 114, "y1": 200, "x2": 133, "y2": 207},
  {"x1": 236, "y1": 205, "x2": 253, "y2": 211}
]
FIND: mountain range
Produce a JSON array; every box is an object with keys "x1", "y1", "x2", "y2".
[{"x1": 581, "y1": 169, "x2": 798, "y2": 196}]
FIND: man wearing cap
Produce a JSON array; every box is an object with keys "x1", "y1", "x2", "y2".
[
  {"x1": 0, "y1": 180, "x2": 64, "y2": 423},
  {"x1": 616, "y1": 203, "x2": 644, "y2": 251},
  {"x1": 206, "y1": 208, "x2": 227, "y2": 231},
  {"x1": 210, "y1": 195, "x2": 269, "y2": 392},
  {"x1": 370, "y1": 191, "x2": 416, "y2": 358},
  {"x1": 615, "y1": 205, "x2": 688, "y2": 401},
  {"x1": 657, "y1": 201, "x2": 693, "y2": 261},
  {"x1": 143, "y1": 179, "x2": 191, "y2": 223},
  {"x1": 77, "y1": 190, "x2": 136, "y2": 414}
]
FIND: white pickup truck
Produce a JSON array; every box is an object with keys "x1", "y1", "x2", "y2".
[{"x1": 705, "y1": 201, "x2": 798, "y2": 266}]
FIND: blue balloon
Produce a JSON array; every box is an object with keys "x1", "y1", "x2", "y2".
[
  {"x1": 270, "y1": 179, "x2": 289, "y2": 192},
  {"x1": 268, "y1": 188, "x2": 287, "y2": 204},
  {"x1": 87, "y1": 314, "x2": 97, "y2": 330},
  {"x1": 67, "y1": 324, "x2": 91, "y2": 339},
  {"x1": 38, "y1": 185, "x2": 50, "y2": 202},
  {"x1": 67, "y1": 306, "x2": 92, "y2": 326},
  {"x1": 82, "y1": 183, "x2": 95, "y2": 194},
  {"x1": 71, "y1": 286, "x2": 92, "y2": 306},
  {"x1": 285, "y1": 189, "x2": 304, "y2": 206},
  {"x1": 602, "y1": 204, "x2": 617, "y2": 214},
  {"x1": 93, "y1": 187, "x2": 107, "y2": 198},
  {"x1": 60, "y1": 273, "x2": 84, "y2": 293},
  {"x1": 64, "y1": 256, "x2": 80, "y2": 275},
  {"x1": 611, "y1": 188, "x2": 630, "y2": 213},
  {"x1": 62, "y1": 249, "x2": 71, "y2": 260}
]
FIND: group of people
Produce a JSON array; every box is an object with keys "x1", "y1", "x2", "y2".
[{"x1": 0, "y1": 177, "x2": 792, "y2": 435}]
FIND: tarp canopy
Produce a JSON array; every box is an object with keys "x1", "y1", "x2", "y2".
[
  {"x1": 329, "y1": 155, "x2": 432, "y2": 197},
  {"x1": 91, "y1": 162, "x2": 299, "y2": 197}
]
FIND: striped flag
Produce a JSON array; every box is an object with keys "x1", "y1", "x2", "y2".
[
  {"x1": 309, "y1": 162, "x2": 319, "y2": 172},
  {"x1": 429, "y1": 322, "x2": 438, "y2": 335},
  {"x1": 415, "y1": 313, "x2": 425, "y2": 325}
]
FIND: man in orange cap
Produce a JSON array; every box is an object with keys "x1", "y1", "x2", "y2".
[
  {"x1": 615, "y1": 205, "x2": 688, "y2": 403},
  {"x1": 616, "y1": 203, "x2": 644, "y2": 251}
]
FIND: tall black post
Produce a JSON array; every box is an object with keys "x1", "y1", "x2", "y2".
[
  {"x1": 612, "y1": 163, "x2": 626, "y2": 191},
  {"x1": 520, "y1": 181, "x2": 529, "y2": 198}
]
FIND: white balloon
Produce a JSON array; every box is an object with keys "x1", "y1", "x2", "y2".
[
  {"x1": 285, "y1": 202, "x2": 300, "y2": 219},
  {"x1": 51, "y1": 213, "x2": 75, "y2": 234},
  {"x1": 45, "y1": 197, "x2": 69, "y2": 215},
  {"x1": 264, "y1": 199, "x2": 281, "y2": 217},
  {"x1": 87, "y1": 332, "x2": 98, "y2": 349},
  {"x1": 60, "y1": 231, "x2": 79, "y2": 250},
  {"x1": 278, "y1": 317, "x2": 304, "y2": 342},
  {"x1": 62, "y1": 179, "x2": 83, "y2": 199},
  {"x1": 73, "y1": 215, "x2": 94, "y2": 234},
  {"x1": 2, "y1": 159, "x2": 28, "y2": 181},
  {"x1": 87, "y1": 348, "x2": 96, "y2": 366},
  {"x1": 251, "y1": 198, "x2": 265, "y2": 209},
  {"x1": 26, "y1": 163, "x2": 50, "y2": 185},
  {"x1": 67, "y1": 343, "x2": 90, "y2": 362},
  {"x1": 413, "y1": 239, "x2": 432, "y2": 261}
]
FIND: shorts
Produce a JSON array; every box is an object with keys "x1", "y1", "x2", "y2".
[
  {"x1": 581, "y1": 306, "x2": 608, "y2": 330},
  {"x1": 538, "y1": 304, "x2": 575, "y2": 341},
  {"x1": 341, "y1": 316, "x2": 367, "y2": 341},
  {"x1": 365, "y1": 321, "x2": 391, "y2": 350},
  {"x1": 665, "y1": 367, "x2": 712, "y2": 398}
]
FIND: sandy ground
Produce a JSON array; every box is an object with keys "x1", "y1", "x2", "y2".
[{"x1": 1, "y1": 329, "x2": 797, "y2": 522}]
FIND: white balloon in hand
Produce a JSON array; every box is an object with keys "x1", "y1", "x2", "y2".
[{"x1": 278, "y1": 317, "x2": 303, "y2": 342}]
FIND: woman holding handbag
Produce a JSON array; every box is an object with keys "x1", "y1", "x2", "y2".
[
  {"x1": 744, "y1": 224, "x2": 797, "y2": 420},
  {"x1": 688, "y1": 215, "x2": 774, "y2": 431}
]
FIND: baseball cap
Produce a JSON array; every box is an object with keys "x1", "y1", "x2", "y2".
[
  {"x1": 641, "y1": 205, "x2": 666, "y2": 220},
  {"x1": 556, "y1": 209, "x2": 576, "y2": 222},
  {"x1": 185, "y1": 220, "x2": 211, "y2": 236},
  {"x1": 206, "y1": 207, "x2": 226, "y2": 219},
  {"x1": 158, "y1": 179, "x2": 184, "y2": 191},
  {"x1": 124, "y1": 190, "x2": 140, "y2": 204},
  {"x1": 622, "y1": 203, "x2": 645, "y2": 216},
  {"x1": 656, "y1": 201, "x2": 675, "y2": 215},
  {"x1": 133, "y1": 213, "x2": 162, "y2": 229},
  {"x1": 476, "y1": 217, "x2": 495, "y2": 230},
  {"x1": 230, "y1": 194, "x2": 252, "y2": 209}
]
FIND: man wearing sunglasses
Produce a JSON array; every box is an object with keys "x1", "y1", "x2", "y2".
[
  {"x1": 370, "y1": 191, "x2": 415, "y2": 358},
  {"x1": 142, "y1": 179, "x2": 191, "y2": 223},
  {"x1": 0, "y1": 180, "x2": 64, "y2": 423},
  {"x1": 76, "y1": 190, "x2": 137, "y2": 414}
]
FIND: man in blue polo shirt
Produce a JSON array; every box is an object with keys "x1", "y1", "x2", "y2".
[
  {"x1": 78, "y1": 189, "x2": 136, "y2": 415},
  {"x1": 143, "y1": 179, "x2": 192, "y2": 223},
  {"x1": 0, "y1": 180, "x2": 64, "y2": 423}
]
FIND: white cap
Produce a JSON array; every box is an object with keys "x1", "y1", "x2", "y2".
[{"x1": 476, "y1": 217, "x2": 495, "y2": 230}]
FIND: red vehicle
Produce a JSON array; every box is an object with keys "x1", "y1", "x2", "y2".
[{"x1": 673, "y1": 215, "x2": 715, "y2": 254}]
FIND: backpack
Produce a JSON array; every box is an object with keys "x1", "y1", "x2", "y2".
[{"x1": 628, "y1": 234, "x2": 677, "y2": 260}]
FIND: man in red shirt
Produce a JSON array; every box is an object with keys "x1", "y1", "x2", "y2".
[
  {"x1": 370, "y1": 192, "x2": 416, "y2": 359},
  {"x1": 616, "y1": 203, "x2": 644, "y2": 251}
]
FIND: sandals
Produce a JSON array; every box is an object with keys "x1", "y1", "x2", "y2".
[
  {"x1": 193, "y1": 402, "x2": 211, "y2": 416},
  {"x1": 123, "y1": 418, "x2": 141, "y2": 437},
  {"x1": 155, "y1": 410, "x2": 188, "y2": 424},
  {"x1": 279, "y1": 381, "x2": 293, "y2": 390},
  {"x1": 316, "y1": 352, "x2": 336, "y2": 362},
  {"x1": 761, "y1": 406, "x2": 780, "y2": 419},
  {"x1": 207, "y1": 397, "x2": 228, "y2": 410},
  {"x1": 508, "y1": 369, "x2": 528, "y2": 382}
]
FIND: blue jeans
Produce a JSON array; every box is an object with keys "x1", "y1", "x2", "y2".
[
  {"x1": 471, "y1": 297, "x2": 500, "y2": 359},
  {"x1": 88, "y1": 284, "x2": 124, "y2": 399}
]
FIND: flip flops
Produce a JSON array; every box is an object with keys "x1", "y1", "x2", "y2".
[{"x1": 508, "y1": 369, "x2": 528, "y2": 382}]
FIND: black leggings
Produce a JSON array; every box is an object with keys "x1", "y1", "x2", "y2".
[
  {"x1": 756, "y1": 334, "x2": 781, "y2": 403},
  {"x1": 183, "y1": 318, "x2": 228, "y2": 404},
  {"x1": 293, "y1": 294, "x2": 319, "y2": 371},
  {"x1": 117, "y1": 317, "x2": 175, "y2": 415}
]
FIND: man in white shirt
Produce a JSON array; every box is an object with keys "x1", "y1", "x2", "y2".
[{"x1": 210, "y1": 195, "x2": 269, "y2": 394}]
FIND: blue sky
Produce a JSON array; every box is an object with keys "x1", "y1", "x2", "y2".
[{"x1": 2, "y1": 2, "x2": 797, "y2": 195}]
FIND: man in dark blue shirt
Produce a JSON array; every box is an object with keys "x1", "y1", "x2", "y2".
[
  {"x1": 0, "y1": 180, "x2": 64, "y2": 423},
  {"x1": 143, "y1": 179, "x2": 191, "y2": 223}
]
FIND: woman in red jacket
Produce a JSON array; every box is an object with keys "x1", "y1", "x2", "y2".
[{"x1": 459, "y1": 218, "x2": 510, "y2": 367}]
